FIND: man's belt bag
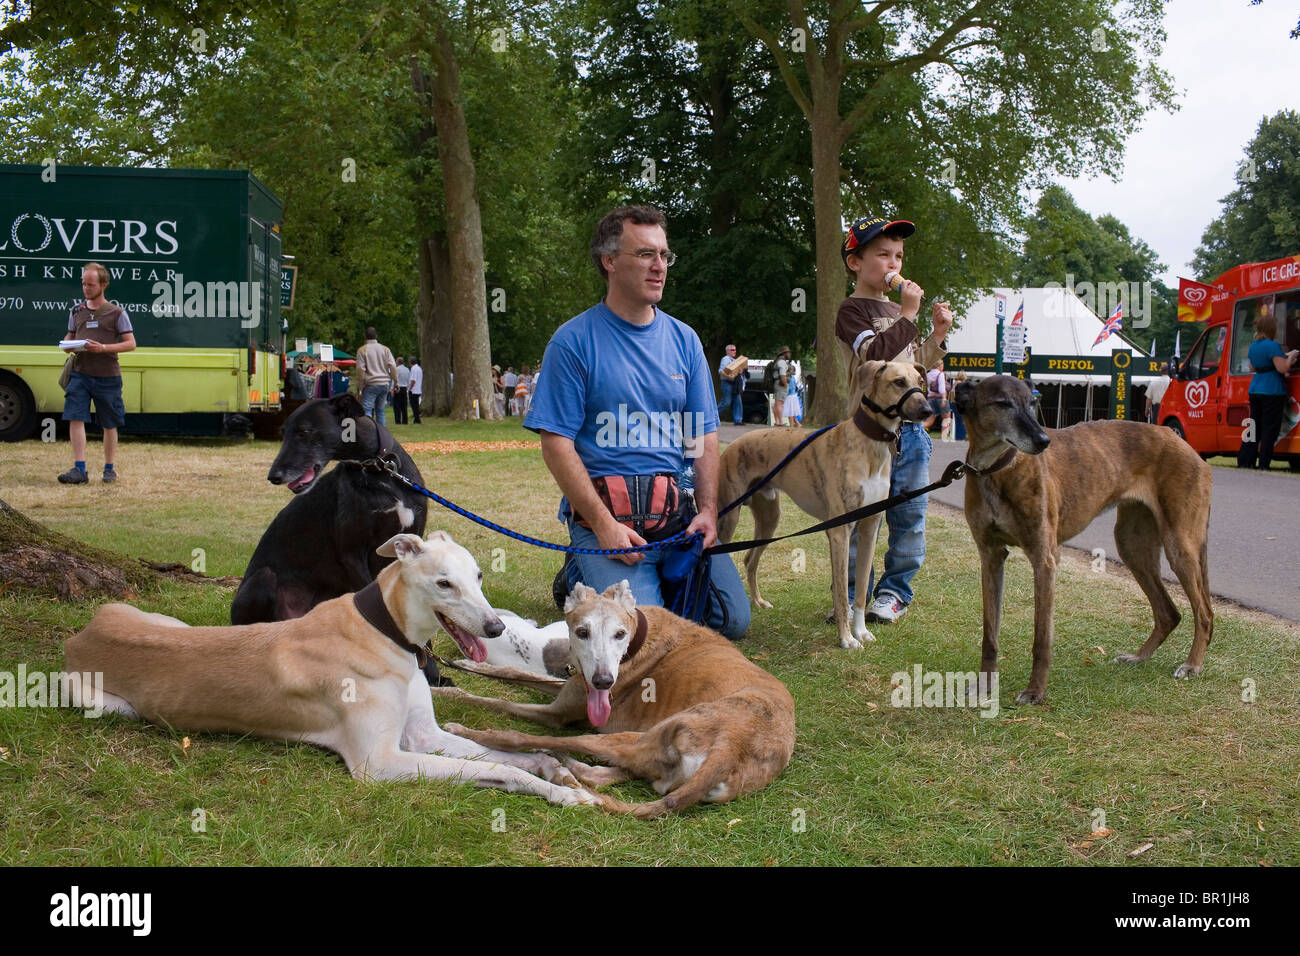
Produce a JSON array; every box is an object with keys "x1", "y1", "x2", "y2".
[{"x1": 575, "y1": 474, "x2": 688, "y2": 542}]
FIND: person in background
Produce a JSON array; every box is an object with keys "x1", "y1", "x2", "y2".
[
  {"x1": 1146, "y1": 362, "x2": 1171, "y2": 425},
  {"x1": 1237, "y1": 311, "x2": 1299, "y2": 469},
  {"x1": 952, "y1": 371, "x2": 968, "y2": 440},
  {"x1": 503, "y1": 366, "x2": 519, "y2": 417},
  {"x1": 514, "y1": 364, "x2": 532, "y2": 417},
  {"x1": 58, "y1": 262, "x2": 137, "y2": 484},
  {"x1": 355, "y1": 326, "x2": 398, "y2": 426},
  {"x1": 393, "y1": 356, "x2": 410, "y2": 424},
  {"x1": 408, "y1": 356, "x2": 423, "y2": 424},
  {"x1": 717, "y1": 344, "x2": 745, "y2": 426},
  {"x1": 772, "y1": 346, "x2": 792, "y2": 426}
]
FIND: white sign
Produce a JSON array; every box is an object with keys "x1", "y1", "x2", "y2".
[
  {"x1": 1002, "y1": 298, "x2": 1027, "y2": 365},
  {"x1": 318, "y1": 344, "x2": 334, "y2": 363}
]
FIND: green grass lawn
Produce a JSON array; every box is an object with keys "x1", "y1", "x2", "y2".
[{"x1": 2, "y1": 419, "x2": 1298, "y2": 865}]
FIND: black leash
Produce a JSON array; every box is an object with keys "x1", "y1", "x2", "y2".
[{"x1": 706, "y1": 459, "x2": 972, "y2": 556}]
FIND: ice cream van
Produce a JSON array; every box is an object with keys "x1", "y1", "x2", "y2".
[{"x1": 1159, "y1": 254, "x2": 1300, "y2": 468}]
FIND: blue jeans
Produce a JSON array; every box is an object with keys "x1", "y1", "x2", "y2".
[
  {"x1": 361, "y1": 383, "x2": 390, "y2": 426},
  {"x1": 566, "y1": 520, "x2": 750, "y2": 639},
  {"x1": 719, "y1": 379, "x2": 743, "y2": 425},
  {"x1": 846, "y1": 422, "x2": 932, "y2": 606}
]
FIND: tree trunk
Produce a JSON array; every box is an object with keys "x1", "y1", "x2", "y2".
[
  {"x1": 0, "y1": 497, "x2": 155, "y2": 599},
  {"x1": 429, "y1": 21, "x2": 500, "y2": 421},
  {"x1": 415, "y1": 232, "x2": 454, "y2": 417},
  {"x1": 808, "y1": 94, "x2": 848, "y2": 425}
]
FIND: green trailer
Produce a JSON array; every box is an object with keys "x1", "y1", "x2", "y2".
[{"x1": 0, "y1": 164, "x2": 287, "y2": 440}]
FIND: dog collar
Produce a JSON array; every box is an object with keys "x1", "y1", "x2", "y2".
[
  {"x1": 353, "y1": 581, "x2": 429, "y2": 668},
  {"x1": 622, "y1": 609, "x2": 648, "y2": 663},
  {"x1": 852, "y1": 406, "x2": 898, "y2": 445},
  {"x1": 965, "y1": 447, "x2": 1018, "y2": 476}
]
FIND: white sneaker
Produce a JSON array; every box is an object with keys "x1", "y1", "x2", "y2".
[{"x1": 866, "y1": 593, "x2": 907, "y2": 623}]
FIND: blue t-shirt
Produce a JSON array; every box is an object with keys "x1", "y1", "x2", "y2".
[
  {"x1": 525, "y1": 302, "x2": 719, "y2": 478},
  {"x1": 1248, "y1": 338, "x2": 1287, "y2": 395}
]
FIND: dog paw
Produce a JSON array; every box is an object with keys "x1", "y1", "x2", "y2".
[
  {"x1": 1172, "y1": 663, "x2": 1201, "y2": 680},
  {"x1": 560, "y1": 787, "x2": 602, "y2": 807},
  {"x1": 1014, "y1": 688, "x2": 1045, "y2": 705},
  {"x1": 754, "y1": 597, "x2": 773, "y2": 609},
  {"x1": 1111, "y1": 653, "x2": 1145, "y2": 665},
  {"x1": 536, "y1": 756, "x2": 582, "y2": 789},
  {"x1": 840, "y1": 634, "x2": 863, "y2": 650}
]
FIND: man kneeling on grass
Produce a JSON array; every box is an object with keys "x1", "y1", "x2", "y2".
[{"x1": 527, "y1": 205, "x2": 749, "y2": 639}]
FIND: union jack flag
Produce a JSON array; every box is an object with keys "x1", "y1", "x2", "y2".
[
  {"x1": 1093, "y1": 302, "x2": 1123, "y2": 346},
  {"x1": 1011, "y1": 300, "x2": 1025, "y2": 326}
]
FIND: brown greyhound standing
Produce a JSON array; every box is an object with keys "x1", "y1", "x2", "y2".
[{"x1": 952, "y1": 376, "x2": 1214, "y2": 704}]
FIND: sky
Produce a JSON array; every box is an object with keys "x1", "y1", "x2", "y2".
[{"x1": 1055, "y1": 0, "x2": 1299, "y2": 287}]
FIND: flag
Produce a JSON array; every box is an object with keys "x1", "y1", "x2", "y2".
[
  {"x1": 1093, "y1": 302, "x2": 1122, "y2": 347},
  {"x1": 1011, "y1": 300, "x2": 1025, "y2": 326},
  {"x1": 1177, "y1": 277, "x2": 1224, "y2": 322},
  {"x1": 1174, "y1": 329, "x2": 1181, "y2": 357},
  {"x1": 1150, "y1": 337, "x2": 1156, "y2": 357}
]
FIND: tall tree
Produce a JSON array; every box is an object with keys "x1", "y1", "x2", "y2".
[
  {"x1": 1192, "y1": 110, "x2": 1300, "y2": 282},
  {"x1": 731, "y1": 0, "x2": 1175, "y2": 422},
  {"x1": 1018, "y1": 186, "x2": 1178, "y2": 357}
]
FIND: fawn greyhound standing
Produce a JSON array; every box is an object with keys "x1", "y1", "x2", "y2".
[
  {"x1": 717, "y1": 360, "x2": 932, "y2": 648},
  {"x1": 952, "y1": 375, "x2": 1214, "y2": 704},
  {"x1": 66, "y1": 532, "x2": 599, "y2": 806},
  {"x1": 437, "y1": 581, "x2": 796, "y2": 819}
]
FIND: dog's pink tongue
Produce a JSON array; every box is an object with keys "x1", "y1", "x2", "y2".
[
  {"x1": 586, "y1": 686, "x2": 611, "y2": 727},
  {"x1": 289, "y1": 466, "x2": 315, "y2": 491},
  {"x1": 469, "y1": 637, "x2": 487, "y2": 664}
]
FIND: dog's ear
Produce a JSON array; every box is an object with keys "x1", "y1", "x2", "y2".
[
  {"x1": 564, "y1": 582, "x2": 595, "y2": 614},
  {"x1": 852, "y1": 360, "x2": 886, "y2": 400},
  {"x1": 377, "y1": 533, "x2": 424, "y2": 560},
  {"x1": 952, "y1": 380, "x2": 975, "y2": 414},
  {"x1": 330, "y1": 393, "x2": 366, "y2": 420},
  {"x1": 914, "y1": 363, "x2": 928, "y2": 383},
  {"x1": 603, "y1": 579, "x2": 638, "y2": 613},
  {"x1": 424, "y1": 529, "x2": 451, "y2": 545}
]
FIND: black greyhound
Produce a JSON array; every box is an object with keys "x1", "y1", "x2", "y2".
[{"x1": 232, "y1": 394, "x2": 444, "y2": 680}]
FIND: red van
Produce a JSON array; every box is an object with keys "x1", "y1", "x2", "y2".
[{"x1": 1160, "y1": 254, "x2": 1300, "y2": 468}]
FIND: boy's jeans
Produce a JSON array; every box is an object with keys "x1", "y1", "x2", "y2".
[{"x1": 846, "y1": 421, "x2": 932, "y2": 606}]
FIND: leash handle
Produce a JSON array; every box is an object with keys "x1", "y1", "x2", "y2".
[
  {"x1": 707, "y1": 459, "x2": 968, "y2": 555},
  {"x1": 369, "y1": 459, "x2": 701, "y2": 556}
]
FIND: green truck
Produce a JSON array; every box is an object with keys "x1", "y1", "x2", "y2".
[{"x1": 0, "y1": 164, "x2": 287, "y2": 440}]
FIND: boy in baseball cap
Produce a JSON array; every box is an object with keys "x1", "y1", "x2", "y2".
[{"x1": 834, "y1": 214, "x2": 954, "y2": 625}]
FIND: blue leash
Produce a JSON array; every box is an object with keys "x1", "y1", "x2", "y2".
[{"x1": 368, "y1": 459, "x2": 700, "y2": 556}]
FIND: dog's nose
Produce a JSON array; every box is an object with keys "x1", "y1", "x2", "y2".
[
  {"x1": 483, "y1": 617, "x2": 504, "y2": 639},
  {"x1": 1034, "y1": 433, "x2": 1051, "y2": 452},
  {"x1": 591, "y1": 672, "x2": 614, "y2": 691},
  {"x1": 267, "y1": 468, "x2": 284, "y2": 485}
]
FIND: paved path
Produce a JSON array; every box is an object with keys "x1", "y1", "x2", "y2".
[{"x1": 717, "y1": 423, "x2": 1300, "y2": 621}]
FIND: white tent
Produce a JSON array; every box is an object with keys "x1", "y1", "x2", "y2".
[{"x1": 946, "y1": 287, "x2": 1160, "y2": 387}]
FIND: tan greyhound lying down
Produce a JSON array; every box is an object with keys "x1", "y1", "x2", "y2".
[
  {"x1": 436, "y1": 581, "x2": 796, "y2": 819},
  {"x1": 64, "y1": 532, "x2": 599, "y2": 807}
]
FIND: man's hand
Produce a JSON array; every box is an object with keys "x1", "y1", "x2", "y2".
[
  {"x1": 900, "y1": 280, "x2": 924, "y2": 319},
  {"x1": 686, "y1": 508, "x2": 718, "y2": 550},
  {"x1": 593, "y1": 517, "x2": 647, "y2": 566},
  {"x1": 932, "y1": 301, "x2": 954, "y2": 339},
  {"x1": 83, "y1": 340, "x2": 107, "y2": 353}
]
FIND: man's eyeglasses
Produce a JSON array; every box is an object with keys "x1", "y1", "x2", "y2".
[{"x1": 619, "y1": 249, "x2": 678, "y2": 267}]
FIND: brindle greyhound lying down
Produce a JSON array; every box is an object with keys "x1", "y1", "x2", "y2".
[
  {"x1": 437, "y1": 581, "x2": 796, "y2": 818},
  {"x1": 953, "y1": 375, "x2": 1214, "y2": 704},
  {"x1": 65, "y1": 532, "x2": 599, "y2": 806}
]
